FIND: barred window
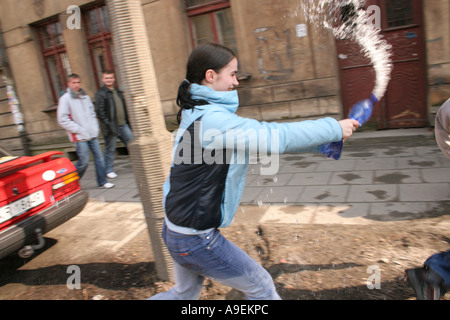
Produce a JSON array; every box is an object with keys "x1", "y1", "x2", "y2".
[{"x1": 386, "y1": 0, "x2": 414, "y2": 28}]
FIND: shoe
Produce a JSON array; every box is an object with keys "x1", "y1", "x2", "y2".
[
  {"x1": 99, "y1": 182, "x2": 115, "y2": 189},
  {"x1": 106, "y1": 172, "x2": 118, "y2": 179},
  {"x1": 406, "y1": 267, "x2": 445, "y2": 300}
]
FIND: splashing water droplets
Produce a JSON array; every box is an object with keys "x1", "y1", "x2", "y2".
[{"x1": 302, "y1": 0, "x2": 392, "y2": 100}]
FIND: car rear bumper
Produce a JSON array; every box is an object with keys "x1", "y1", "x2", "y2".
[{"x1": 0, "y1": 189, "x2": 88, "y2": 260}]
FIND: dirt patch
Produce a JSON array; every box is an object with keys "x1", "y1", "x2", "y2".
[{"x1": 1, "y1": 212, "x2": 449, "y2": 300}]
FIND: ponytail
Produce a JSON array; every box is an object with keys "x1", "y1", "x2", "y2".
[{"x1": 176, "y1": 79, "x2": 208, "y2": 124}]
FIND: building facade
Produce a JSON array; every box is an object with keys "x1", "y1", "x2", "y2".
[{"x1": 0, "y1": 0, "x2": 448, "y2": 156}]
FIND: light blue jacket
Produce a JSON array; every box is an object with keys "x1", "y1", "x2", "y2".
[{"x1": 164, "y1": 84, "x2": 343, "y2": 232}]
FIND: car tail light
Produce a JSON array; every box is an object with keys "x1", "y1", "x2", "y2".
[{"x1": 52, "y1": 171, "x2": 81, "y2": 199}]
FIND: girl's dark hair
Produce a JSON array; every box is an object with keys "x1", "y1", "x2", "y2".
[{"x1": 176, "y1": 43, "x2": 236, "y2": 124}]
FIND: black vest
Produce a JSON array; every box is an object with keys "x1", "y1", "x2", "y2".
[{"x1": 165, "y1": 116, "x2": 231, "y2": 230}]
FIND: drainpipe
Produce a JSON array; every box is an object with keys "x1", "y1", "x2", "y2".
[{"x1": 106, "y1": 0, "x2": 173, "y2": 281}]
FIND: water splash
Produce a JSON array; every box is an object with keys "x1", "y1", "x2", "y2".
[{"x1": 301, "y1": 0, "x2": 392, "y2": 100}]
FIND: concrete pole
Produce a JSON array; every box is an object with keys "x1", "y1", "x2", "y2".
[{"x1": 106, "y1": 0, "x2": 173, "y2": 281}]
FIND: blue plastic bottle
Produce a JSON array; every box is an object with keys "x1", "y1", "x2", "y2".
[
  {"x1": 320, "y1": 93, "x2": 378, "y2": 160},
  {"x1": 349, "y1": 93, "x2": 378, "y2": 126}
]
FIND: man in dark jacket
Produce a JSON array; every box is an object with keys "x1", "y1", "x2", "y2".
[{"x1": 95, "y1": 70, "x2": 133, "y2": 179}]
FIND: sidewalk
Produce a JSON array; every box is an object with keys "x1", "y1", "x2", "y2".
[{"x1": 78, "y1": 127, "x2": 450, "y2": 227}]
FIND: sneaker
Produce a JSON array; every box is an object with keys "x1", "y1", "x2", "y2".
[
  {"x1": 406, "y1": 267, "x2": 445, "y2": 300},
  {"x1": 99, "y1": 182, "x2": 115, "y2": 189},
  {"x1": 106, "y1": 172, "x2": 118, "y2": 179}
]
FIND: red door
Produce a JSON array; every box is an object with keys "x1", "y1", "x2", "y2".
[{"x1": 336, "y1": 0, "x2": 428, "y2": 129}]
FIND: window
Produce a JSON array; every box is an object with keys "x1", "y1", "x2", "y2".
[
  {"x1": 85, "y1": 5, "x2": 110, "y2": 35},
  {"x1": 386, "y1": 0, "x2": 414, "y2": 28},
  {"x1": 37, "y1": 20, "x2": 72, "y2": 103},
  {"x1": 186, "y1": 0, "x2": 238, "y2": 55},
  {"x1": 84, "y1": 4, "x2": 117, "y2": 88}
]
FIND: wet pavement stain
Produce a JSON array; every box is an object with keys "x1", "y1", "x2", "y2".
[
  {"x1": 293, "y1": 161, "x2": 316, "y2": 168},
  {"x1": 347, "y1": 152, "x2": 375, "y2": 158},
  {"x1": 284, "y1": 156, "x2": 305, "y2": 161},
  {"x1": 408, "y1": 160, "x2": 435, "y2": 167},
  {"x1": 339, "y1": 173, "x2": 362, "y2": 182},
  {"x1": 366, "y1": 202, "x2": 450, "y2": 222},
  {"x1": 315, "y1": 191, "x2": 331, "y2": 200},
  {"x1": 389, "y1": 211, "x2": 420, "y2": 220},
  {"x1": 375, "y1": 172, "x2": 410, "y2": 184},
  {"x1": 367, "y1": 190, "x2": 388, "y2": 200},
  {"x1": 368, "y1": 211, "x2": 421, "y2": 221},
  {"x1": 383, "y1": 147, "x2": 405, "y2": 156}
]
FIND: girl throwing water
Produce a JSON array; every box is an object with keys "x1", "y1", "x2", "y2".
[{"x1": 149, "y1": 43, "x2": 359, "y2": 300}]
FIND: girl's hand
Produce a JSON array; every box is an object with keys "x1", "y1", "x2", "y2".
[{"x1": 339, "y1": 119, "x2": 360, "y2": 140}]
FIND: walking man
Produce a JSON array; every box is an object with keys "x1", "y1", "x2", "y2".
[
  {"x1": 95, "y1": 70, "x2": 133, "y2": 179},
  {"x1": 57, "y1": 73, "x2": 114, "y2": 189}
]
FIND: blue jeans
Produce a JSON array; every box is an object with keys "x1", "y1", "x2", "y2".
[
  {"x1": 149, "y1": 224, "x2": 281, "y2": 300},
  {"x1": 425, "y1": 250, "x2": 450, "y2": 287},
  {"x1": 75, "y1": 138, "x2": 107, "y2": 187},
  {"x1": 103, "y1": 124, "x2": 133, "y2": 174}
]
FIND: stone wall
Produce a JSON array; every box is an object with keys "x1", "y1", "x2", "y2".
[
  {"x1": 0, "y1": 0, "x2": 447, "y2": 154},
  {"x1": 230, "y1": 0, "x2": 340, "y2": 121}
]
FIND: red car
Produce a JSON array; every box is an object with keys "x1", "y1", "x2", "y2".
[{"x1": 0, "y1": 148, "x2": 88, "y2": 259}]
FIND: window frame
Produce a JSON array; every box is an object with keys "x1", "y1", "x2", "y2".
[
  {"x1": 82, "y1": 3, "x2": 116, "y2": 89},
  {"x1": 36, "y1": 18, "x2": 71, "y2": 103},
  {"x1": 380, "y1": 0, "x2": 422, "y2": 31},
  {"x1": 185, "y1": 0, "x2": 232, "y2": 48}
]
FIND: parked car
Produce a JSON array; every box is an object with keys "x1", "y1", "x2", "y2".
[{"x1": 0, "y1": 146, "x2": 88, "y2": 259}]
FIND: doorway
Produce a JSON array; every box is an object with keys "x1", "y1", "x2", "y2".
[{"x1": 336, "y1": 0, "x2": 427, "y2": 129}]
